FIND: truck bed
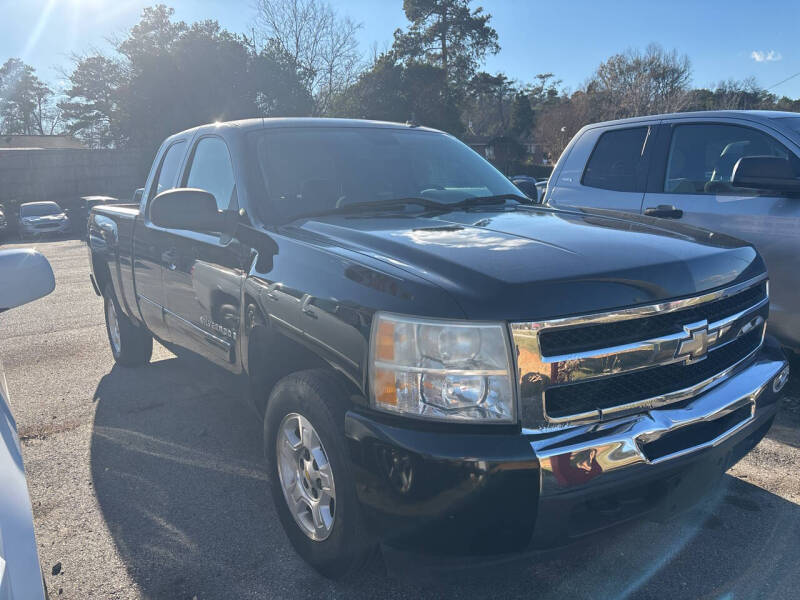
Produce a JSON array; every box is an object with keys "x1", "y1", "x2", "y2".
[{"x1": 88, "y1": 203, "x2": 141, "y2": 326}]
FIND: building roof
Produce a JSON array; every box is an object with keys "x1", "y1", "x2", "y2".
[{"x1": 0, "y1": 135, "x2": 86, "y2": 149}]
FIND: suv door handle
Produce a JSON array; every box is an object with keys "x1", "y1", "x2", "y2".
[{"x1": 644, "y1": 205, "x2": 683, "y2": 219}]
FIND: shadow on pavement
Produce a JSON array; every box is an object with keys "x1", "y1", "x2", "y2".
[{"x1": 90, "y1": 357, "x2": 800, "y2": 599}]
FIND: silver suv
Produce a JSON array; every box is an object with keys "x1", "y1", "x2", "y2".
[{"x1": 545, "y1": 110, "x2": 800, "y2": 351}]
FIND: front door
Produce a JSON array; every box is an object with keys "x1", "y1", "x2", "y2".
[
  {"x1": 643, "y1": 120, "x2": 800, "y2": 346},
  {"x1": 161, "y1": 135, "x2": 246, "y2": 369}
]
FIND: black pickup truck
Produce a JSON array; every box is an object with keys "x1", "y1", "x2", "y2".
[{"x1": 88, "y1": 118, "x2": 789, "y2": 578}]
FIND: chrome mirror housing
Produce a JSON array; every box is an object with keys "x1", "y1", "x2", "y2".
[{"x1": 0, "y1": 249, "x2": 55, "y2": 311}]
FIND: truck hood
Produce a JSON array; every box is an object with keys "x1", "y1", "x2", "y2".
[{"x1": 286, "y1": 206, "x2": 764, "y2": 321}]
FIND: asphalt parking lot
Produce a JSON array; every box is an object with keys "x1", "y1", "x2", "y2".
[{"x1": 2, "y1": 237, "x2": 800, "y2": 599}]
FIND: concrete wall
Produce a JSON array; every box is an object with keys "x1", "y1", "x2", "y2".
[{"x1": 0, "y1": 148, "x2": 151, "y2": 207}]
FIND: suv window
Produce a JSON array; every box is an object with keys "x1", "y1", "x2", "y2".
[
  {"x1": 664, "y1": 123, "x2": 800, "y2": 194},
  {"x1": 185, "y1": 137, "x2": 235, "y2": 211},
  {"x1": 582, "y1": 127, "x2": 648, "y2": 192},
  {"x1": 149, "y1": 141, "x2": 185, "y2": 202}
]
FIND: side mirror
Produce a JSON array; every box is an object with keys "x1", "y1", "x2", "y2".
[
  {"x1": 732, "y1": 156, "x2": 800, "y2": 194},
  {"x1": 0, "y1": 249, "x2": 55, "y2": 311},
  {"x1": 511, "y1": 179, "x2": 539, "y2": 203},
  {"x1": 149, "y1": 188, "x2": 223, "y2": 231}
]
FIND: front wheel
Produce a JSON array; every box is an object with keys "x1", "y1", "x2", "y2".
[
  {"x1": 264, "y1": 370, "x2": 377, "y2": 578},
  {"x1": 104, "y1": 283, "x2": 153, "y2": 366}
]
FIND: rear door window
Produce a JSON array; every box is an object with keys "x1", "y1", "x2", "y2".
[{"x1": 582, "y1": 127, "x2": 649, "y2": 192}]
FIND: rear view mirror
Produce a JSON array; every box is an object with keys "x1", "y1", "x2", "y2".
[
  {"x1": 732, "y1": 156, "x2": 800, "y2": 194},
  {"x1": 0, "y1": 249, "x2": 55, "y2": 311},
  {"x1": 149, "y1": 188, "x2": 223, "y2": 231}
]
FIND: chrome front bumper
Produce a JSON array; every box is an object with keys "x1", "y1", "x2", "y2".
[
  {"x1": 531, "y1": 350, "x2": 786, "y2": 498},
  {"x1": 21, "y1": 222, "x2": 70, "y2": 235},
  {"x1": 525, "y1": 344, "x2": 787, "y2": 548}
]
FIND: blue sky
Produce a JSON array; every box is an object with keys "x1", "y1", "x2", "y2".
[{"x1": 2, "y1": 0, "x2": 800, "y2": 97}]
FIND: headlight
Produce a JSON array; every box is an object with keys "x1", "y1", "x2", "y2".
[{"x1": 369, "y1": 313, "x2": 516, "y2": 422}]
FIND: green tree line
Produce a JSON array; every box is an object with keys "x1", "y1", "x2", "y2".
[{"x1": 1, "y1": 0, "x2": 799, "y2": 169}]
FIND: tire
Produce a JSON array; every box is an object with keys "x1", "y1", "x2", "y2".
[
  {"x1": 264, "y1": 369, "x2": 377, "y2": 579},
  {"x1": 104, "y1": 283, "x2": 153, "y2": 366}
]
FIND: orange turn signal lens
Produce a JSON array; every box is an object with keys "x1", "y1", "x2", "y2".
[
  {"x1": 376, "y1": 320, "x2": 395, "y2": 361},
  {"x1": 374, "y1": 368, "x2": 397, "y2": 406}
]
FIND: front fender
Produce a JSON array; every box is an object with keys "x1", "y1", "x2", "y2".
[{"x1": 240, "y1": 230, "x2": 465, "y2": 396}]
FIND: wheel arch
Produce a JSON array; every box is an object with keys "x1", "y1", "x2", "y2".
[{"x1": 243, "y1": 301, "x2": 361, "y2": 416}]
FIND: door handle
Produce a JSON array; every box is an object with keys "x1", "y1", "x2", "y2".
[
  {"x1": 161, "y1": 248, "x2": 178, "y2": 271},
  {"x1": 644, "y1": 204, "x2": 683, "y2": 219},
  {"x1": 300, "y1": 295, "x2": 317, "y2": 318}
]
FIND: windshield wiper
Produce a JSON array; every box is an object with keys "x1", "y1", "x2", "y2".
[
  {"x1": 287, "y1": 193, "x2": 527, "y2": 222},
  {"x1": 450, "y1": 193, "x2": 528, "y2": 209},
  {"x1": 288, "y1": 197, "x2": 451, "y2": 220}
]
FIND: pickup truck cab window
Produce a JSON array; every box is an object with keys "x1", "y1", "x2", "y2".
[
  {"x1": 546, "y1": 122, "x2": 656, "y2": 213},
  {"x1": 149, "y1": 140, "x2": 186, "y2": 202},
  {"x1": 663, "y1": 123, "x2": 800, "y2": 195},
  {"x1": 582, "y1": 126, "x2": 649, "y2": 192},
  {"x1": 184, "y1": 136, "x2": 236, "y2": 211},
  {"x1": 248, "y1": 127, "x2": 520, "y2": 224}
]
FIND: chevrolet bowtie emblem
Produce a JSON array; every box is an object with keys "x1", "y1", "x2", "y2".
[{"x1": 675, "y1": 321, "x2": 712, "y2": 364}]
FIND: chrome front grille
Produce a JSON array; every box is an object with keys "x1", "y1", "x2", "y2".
[{"x1": 511, "y1": 275, "x2": 768, "y2": 429}]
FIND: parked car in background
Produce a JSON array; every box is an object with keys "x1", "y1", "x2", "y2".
[
  {"x1": 510, "y1": 176, "x2": 548, "y2": 204},
  {"x1": 81, "y1": 196, "x2": 118, "y2": 212},
  {"x1": 18, "y1": 201, "x2": 70, "y2": 239},
  {"x1": 0, "y1": 248, "x2": 55, "y2": 600},
  {"x1": 545, "y1": 110, "x2": 800, "y2": 351},
  {"x1": 88, "y1": 118, "x2": 788, "y2": 578},
  {"x1": 509, "y1": 175, "x2": 541, "y2": 202},
  {"x1": 69, "y1": 196, "x2": 119, "y2": 238}
]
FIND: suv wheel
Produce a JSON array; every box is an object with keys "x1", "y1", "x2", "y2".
[
  {"x1": 104, "y1": 283, "x2": 153, "y2": 366},
  {"x1": 264, "y1": 370, "x2": 377, "y2": 578}
]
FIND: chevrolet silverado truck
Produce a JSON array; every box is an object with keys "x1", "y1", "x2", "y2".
[{"x1": 87, "y1": 118, "x2": 790, "y2": 578}]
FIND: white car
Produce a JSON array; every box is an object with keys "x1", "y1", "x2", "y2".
[
  {"x1": 18, "y1": 202, "x2": 70, "y2": 239},
  {"x1": 0, "y1": 249, "x2": 55, "y2": 600}
]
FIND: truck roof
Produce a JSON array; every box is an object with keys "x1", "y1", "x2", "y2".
[
  {"x1": 578, "y1": 109, "x2": 800, "y2": 130},
  {"x1": 169, "y1": 117, "x2": 442, "y2": 140}
]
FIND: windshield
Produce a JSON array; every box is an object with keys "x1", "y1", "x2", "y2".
[
  {"x1": 248, "y1": 127, "x2": 521, "y2": 223},
  {"x1": 20, "y1": 202, "x2": 62, "y2": 217}
]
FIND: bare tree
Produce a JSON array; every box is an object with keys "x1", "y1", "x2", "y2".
[
  {"x1": 254, "y1": 0, "x2": 363, "y2": 114},
  {"x1": 589, "y1": 43, "x2": 691, "y2": 119}
]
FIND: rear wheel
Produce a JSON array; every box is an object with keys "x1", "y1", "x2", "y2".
[
  {"x1": 264, "y1": 370, "x2": 377, "y2": 578},
  {"x1": 104, "y1": 283, "x2": 152, "y2": 366}
]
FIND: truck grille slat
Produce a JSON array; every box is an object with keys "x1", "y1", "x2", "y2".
[
  {"x1": 511, "y1": 276, "x2": 768, "y2": 428},
  {"x1": 544, "y1": 328, "x2": 761, "y2": 419},
  {"x1": 539, "y1": 282, "x2": 766, "y2": 356}
]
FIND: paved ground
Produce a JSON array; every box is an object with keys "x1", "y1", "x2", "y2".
[{"x1": 1, "y1": 238, "x2": 799, "y2": 600}]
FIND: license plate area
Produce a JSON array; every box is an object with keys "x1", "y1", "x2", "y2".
[{"x1": 640, "y1": 403, "x2": 753, "y2": 462}]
